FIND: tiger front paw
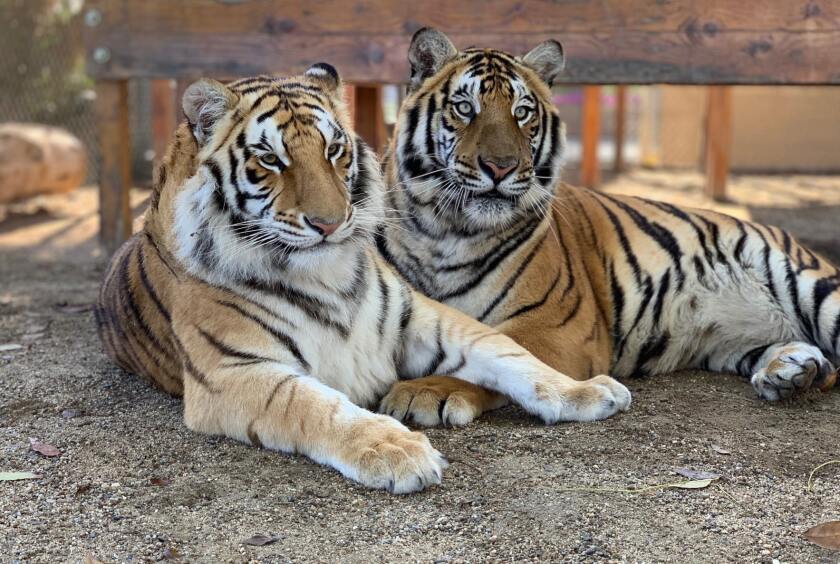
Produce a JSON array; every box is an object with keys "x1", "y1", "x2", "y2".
[
  {"x1": 526, "y1": 374, "x2": 632, "y2": 423},
  {"x1": 379, "y1": 376, "x2": 508, "y2": 427},
  {"x1": 341, "y1": 416, "x2": 448, "y2": 494}
]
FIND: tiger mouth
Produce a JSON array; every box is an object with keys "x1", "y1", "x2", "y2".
[{"x1": 467, "y1": 188, "x2": 518, "y2": 203}]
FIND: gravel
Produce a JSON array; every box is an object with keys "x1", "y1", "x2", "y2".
[{"x1": 2, "y1": 177, "x2": 840, "y2": 563}]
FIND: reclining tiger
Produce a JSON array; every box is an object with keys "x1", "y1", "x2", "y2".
[
  {"x1": 94, "y1": 64, "x2": 631, "y2": 493},
  {"x1": 377, "y1": 28, "x2": 839, "y2": 427}
]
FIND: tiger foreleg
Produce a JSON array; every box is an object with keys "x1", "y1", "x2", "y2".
[
  {"x1": 182, "y1": 364, "x2": 447, "y2": 494},
  {"x1": 395, "y1": 294, "x2": 631, "y2": 423},
  {"x1": 379, "y1": 375, "x2": 509, "y2": 427}
]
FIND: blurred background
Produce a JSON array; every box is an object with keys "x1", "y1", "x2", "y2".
[{"x1": 2, "y1": 0, "x2": 840, "y2": 264}]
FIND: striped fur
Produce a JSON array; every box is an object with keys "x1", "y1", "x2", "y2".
[
  {"x1": 378, "y1": 29, "x2": 838, "y2": 426},
  {"x1": 95, "y1": 66, "x2": 632, "y2": 493}
]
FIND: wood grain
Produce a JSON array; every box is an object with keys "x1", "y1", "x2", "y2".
[
  {"x1": 82, "y1": 0, "x2": 840, "y2": 84},
  {"x1": 95, "y1": 80, "x2": 133, "y2": 252}
]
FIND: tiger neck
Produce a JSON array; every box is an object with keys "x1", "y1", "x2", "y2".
[{"x1": 378, "y1": 168, "x2": 553, "y2": 306}]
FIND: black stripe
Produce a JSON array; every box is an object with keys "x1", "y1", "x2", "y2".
[
  {"x1": 478, "y1": 230, "x2": 548, "y2": 322},
  {"x1": 215, "y1": 299, "x2": 311, "y2": 371}
]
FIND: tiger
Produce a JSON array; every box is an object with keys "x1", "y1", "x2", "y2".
[
  {"x1": 94, "y1": 63, "x2": 632, "y2": 493},
  {"x1": 376, "y1": 28, "x2": 839, "y2": 427}
]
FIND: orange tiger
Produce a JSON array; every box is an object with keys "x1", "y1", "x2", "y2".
[
  {"x1": 377, "y1": 28, "x2": 838, "y2": 426},
  {"x1": 95, "y1": 63, "x2": 631, "y2": 493}
]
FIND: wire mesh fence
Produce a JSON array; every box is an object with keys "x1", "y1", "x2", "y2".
[{"x1": 0, "y1": 0, "x2": 153, "y2": 186}]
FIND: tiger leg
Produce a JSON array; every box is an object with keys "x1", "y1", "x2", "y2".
[
  {"x1": 380, "y1": 322, "x2": 608, "y2": 427},
  {"x1": 385, "y1": 294, "x2": 630, "y2": 425},
  {"x1": 182, "y1": 362, "x2": 447, "y2": 494}
]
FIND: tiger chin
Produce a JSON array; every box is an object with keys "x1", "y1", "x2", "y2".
[
  {"x1": 94, "y1": 63, "x2": 631, "y2": 494},
  {"x1": 377, "y1": 28, "x2": 839, "y2": 427}
]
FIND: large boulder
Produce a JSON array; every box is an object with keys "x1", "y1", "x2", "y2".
[{"x1": 0, "y1": 123, "x2": 86, "y2": 204}]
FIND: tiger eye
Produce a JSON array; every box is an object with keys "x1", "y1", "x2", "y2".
[{"x1": 260, "y1": 154, "x2": 279, "y2": 166}]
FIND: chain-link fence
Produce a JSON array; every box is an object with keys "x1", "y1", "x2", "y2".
[{"x1": 0, "y1": 0, "x2": 152, "y2": 185}]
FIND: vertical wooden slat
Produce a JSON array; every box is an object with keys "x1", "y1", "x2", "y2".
[
  {"x1": 580, "y1": 85, "x2": 601, "y2": 188},
  {"x1": 343, "y1": 84, "x2": 357, "y2": 124},
  {"x1": 353, "y1": 85, "x2": 386, "y2": 154},
  {"x1": 150, "y1": 79, "x2": 176, "y2": 166},
  {"x1": 613, "y1": 85, "x2": 627, "y2": 173},
  {"x1": 95, "y1": 80, "x2": 133, "y2": 254},
  {"x1": 704, "y1": 86, "x2": 732, "y2": 201}
]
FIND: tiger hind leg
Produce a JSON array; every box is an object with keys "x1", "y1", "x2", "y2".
[
  {"x1": 742, "y1": 342, "x2": 836, "y2": 401},
  {"x1": 379, "y1": 375, "x2": 509, "y2": 427}
]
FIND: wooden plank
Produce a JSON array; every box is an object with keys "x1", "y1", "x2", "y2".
[
  {"x1": 82, "y1": 0, "x2": 840, "y2": 36},
  {"x1": 352, "y1": 86, "x2": 387, "y2": 153},
  {"x1": 150, "y1": 79, "x2": 176, "y2": 165},
  {"x1": 81, "y1": 0, "x2": 840, "y2": 84},
  {"x1": 343, "y1": 84, "x2": 357, "y2": 124},
  {"x1": 94, "y1": 80, "x2": 133, "y2": 252},
  {"x1": 704, "y1": 86, "x2": 733, "y2": 201},
  {"x1": 581, "y1": 86, "x2": 601, "y2": 189},
  {"x1": 613, "y1": 85, "x2": 627, "y2": 173}
]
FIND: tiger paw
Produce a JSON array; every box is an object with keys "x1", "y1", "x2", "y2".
[
  {"x1": 378, "y1": 376, "x2": 508, "y2": 427},
  {"x1": 527, "y1": 374, "x2": 632, "y2": 423},
  {"x1": 751, "y1": 343, "x2": 835, "y2": 401},
  {"x1": 342, "y1": 416, "x2": 448, "y2": 494}
]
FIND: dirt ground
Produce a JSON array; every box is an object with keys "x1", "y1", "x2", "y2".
[{"x1": 1, "y1": 172, "x2": 839, "y2": 563}]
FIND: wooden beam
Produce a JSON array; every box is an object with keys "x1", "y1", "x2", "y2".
[
  {"x1": 352, "y1": 85, "x2": 386, "y2": 153},
  {"x1": 704, "y1": 86, "x2": 733, "y2": 201},
  {"x1": 343, "y1": 84, "x2": 357, "y2": 124},
  {"x1": 94, "y1": 80, "x2": 133, "y2": 253},
  {"x1": 581, "y1": 86, "x2": 601, "y2": 189},
  {"x1": 82, "y1": 0, "x2": 840, "y2": 84},
  {"x1": 150, "y1": 79, "x2": 176, "y2": 166},
  {"x1": 613, "y1": 85, "x2": 627, "y2": 173}
]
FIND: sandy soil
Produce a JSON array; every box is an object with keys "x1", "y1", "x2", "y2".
[{"x1": 1, "y1": 174, "x2": 839, "y2": 563}]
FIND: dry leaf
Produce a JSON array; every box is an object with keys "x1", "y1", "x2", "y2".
[
  {"x1": 671, "y1": 478, "x2": 715, "y2": 489},
  {"x1": 150, "y1": 477, "x2": 172, "y2": 486},
  {"x1": 75, "y1": 483, "x2": 92, "y2": 495},
  {"x1": 60, "y1": 408, "x2": 80, "y2": 419},
  {"x1": 29, "y1": 437, "x2": 60, "y2": 457},
  {"x1": 803, "y1": 521, "x2": 840, "y2": 551},
  {"x1": 0, "y1": 471, "x2": 39, "y2": 481},
  {"x1": 675, "y1": 468, "x2": 721, "y2": 481},
  {"x1": 711, "y1": 444, "x2": 731, "y2": 455},
  {"x1": 83, "y1": 554, "x2": 105, "y2": 564},
  {"x1": 0, "y1": 343, "x2": 23, "y2": 352},
  {"x1": 162, "y1": 547, "x2": 181, "y2": 561},
  {"x1": 241, "y1": 534, "x2": 281, "y2": 546}
]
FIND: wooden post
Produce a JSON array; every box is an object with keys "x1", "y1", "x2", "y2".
[
  {"x1": 343, "y1": 84, "x2": 357, "y2": 125},
  {"x1": 150, "y1": 79, "x2": 176, "y2": 166},
  {"x1": 613, "y1": 85, "x2": 627, "y2": 173},
  {"x1": 704, "y1": 86, "x2": 732, "y2": 201},
  {"x1": 352, "y1": 85, "x2": 386, "y2": 153},
  {"x1": 95, "y1": 80, "x2": 133, "y2": 254},
  {"x1": 581, "y1": 86, "x2": 601, "y2": 188}
]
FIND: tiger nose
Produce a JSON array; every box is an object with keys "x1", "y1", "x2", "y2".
[
  {"x1": 478, "y1": 156, "x2": 518, "y2": 182},
  {"x1": 305, "y1": 216, "x2": 341, "y2": 236}
]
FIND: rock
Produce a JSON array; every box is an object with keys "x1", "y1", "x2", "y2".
[{"x1": 0, "y1": 123, "x2": 86, "y2": 204}]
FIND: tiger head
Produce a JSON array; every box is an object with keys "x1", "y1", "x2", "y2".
[
  {"x1": 157, "y1": 64, "x2": 384, "y2": 279},
  {"x1": 392, "y1": 28, "x2": 566, "y2": 232}
]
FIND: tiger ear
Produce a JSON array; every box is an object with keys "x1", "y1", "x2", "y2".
[
  {"x1": 522, "y1": 40, "x2": 565, "y2": 87},
  {"x1": 182, "y1": 79, "x2": 238, "y2": 145},
  {"x1": 408, "y1": 27, "x2": 458, "y2": 91},
  {"x1": 305, "y1": 62, "x2": 341, "y2": 94}
]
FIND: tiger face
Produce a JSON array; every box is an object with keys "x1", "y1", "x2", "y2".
[
  {"x1": 394, "y1": 28, "x2": 566, "y2": 231},
  {"x1": 172, "y1": 64, "x2": 383, "y2": 278}
]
